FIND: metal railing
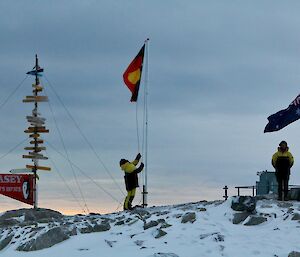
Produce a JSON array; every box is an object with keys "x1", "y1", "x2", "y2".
[{"x1": 223, "y1": 184, "x2": 300, "y2": 200}]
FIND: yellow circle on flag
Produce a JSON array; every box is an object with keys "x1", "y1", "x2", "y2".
[{"x1": 128, "y1": 69, "x2": 141, "y2": 84}]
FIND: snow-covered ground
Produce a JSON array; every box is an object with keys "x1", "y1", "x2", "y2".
[{"x1": 1, "y1": 198, "x2": 300, "y2": 257}]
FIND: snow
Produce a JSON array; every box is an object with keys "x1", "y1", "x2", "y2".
[{"x1": 1, "y1": 198, "x2": 300, "y2": 257}]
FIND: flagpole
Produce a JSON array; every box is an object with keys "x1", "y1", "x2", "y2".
[{"x1": 143, "y1": 38, "x2": 149, "y2": 208}]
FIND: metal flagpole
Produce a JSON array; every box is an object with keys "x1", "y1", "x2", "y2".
[{"x1": 142, "y1": 38, "x2": 149, "y2": 208}]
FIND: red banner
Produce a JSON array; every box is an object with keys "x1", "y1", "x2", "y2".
[{"x1": 0, "y1": 174, "x2": 35, "y2": 206}]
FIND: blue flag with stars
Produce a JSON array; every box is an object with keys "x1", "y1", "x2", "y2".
[{"x1": 264, "y1": 94, "x2": 300, "y2": 133}]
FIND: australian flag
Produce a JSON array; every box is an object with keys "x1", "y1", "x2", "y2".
[{"x1": 264, "y1": 94, "x2": 300, "y2": 133}]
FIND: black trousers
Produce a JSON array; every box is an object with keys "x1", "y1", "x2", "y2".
[{"x1": 275, "y1": 171, "x2": 290, "y2": 200}]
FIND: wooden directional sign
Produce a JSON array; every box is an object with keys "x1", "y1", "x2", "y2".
[
  {"x1": 23, "y1": 96, "x2": 48, "y2": 103},
  {"x1": 26, "y1": 165, "x2": 51, "y2": 171},
  {"x1": 24, "y1": 146, "x2": 46, "y2": 151},
  {"x1": 23, "y1": 155, "x2": 48, "y2": 160},
  {"x1": 24, "y1": 128, "x2": 49, "y2": 133},
  {"x1": 30, "y1": 140, "x2": 44, "y2": 144},
  {"x1": 29, "y1": 133, "x2": 40, "y2": 138}
]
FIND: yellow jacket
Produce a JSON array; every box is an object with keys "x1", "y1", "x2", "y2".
[
  {"x1": 120, "y1": 159, "x2": 139, "y2": 174},
  {"x1": 272, "y1": 148, "x2": 294, "y2": 171},
  {"x1": 121, "y1": 159, "x2": 144, "y2": 191}
]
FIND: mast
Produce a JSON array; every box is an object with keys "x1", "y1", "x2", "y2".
[
  {"x1": 142, "y1": 39, "x2": 149, "y2": 208},
  {"x1": 23, "y1": 55, "x2": 51, "y2": 209}
]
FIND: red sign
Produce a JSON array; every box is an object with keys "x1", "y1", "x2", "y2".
[{"x1": 0, "y1": 174, "x2": 35, "y2": 206}]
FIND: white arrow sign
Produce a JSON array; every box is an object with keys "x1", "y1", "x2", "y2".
[{"x1": 9, "y1": 168, "x2": 32, "y2": 174}]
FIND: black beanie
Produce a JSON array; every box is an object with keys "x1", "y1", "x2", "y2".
[
  {"x1": 120, "y1": 159, "x2": 128, "y2": 166},
  {"x1": 279, "y1": 141, "x2": 287, "y2": 147}
]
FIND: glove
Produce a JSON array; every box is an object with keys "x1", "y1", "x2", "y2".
[
  {"x1": 136, "y1": 153, "x2": 142, "y2": 160},
  {"x1": 135, "y1": 162, "x2": 144, "y2": 173}
]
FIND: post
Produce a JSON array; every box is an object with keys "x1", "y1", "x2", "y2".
[
  {"x1": 252, "y1": 186, "x2": 255, "y2": 197},
  {"x1": 33, "y1": 54, "x2": 39, "y2": 209},
  {"x1": 24, "y1": 55, "x2": 50, "y2": 209},
  {"x1": 142, "y1": 39, "x2": 149, "y2": 208},
  {"x1": 223, "y1": 185, "x2": 228, "y2": 200}
]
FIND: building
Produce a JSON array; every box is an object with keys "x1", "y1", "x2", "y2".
[{"x1": 256, "y1": 170, "x2": 278, "y2": 195}]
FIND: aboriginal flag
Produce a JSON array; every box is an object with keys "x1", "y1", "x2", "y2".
[
  {"x1": 123, "y1": 44, "x2": 145, "y2": 102},
  {"x1": 264, "y1": 93, "x2": 300, "y2": 132}
]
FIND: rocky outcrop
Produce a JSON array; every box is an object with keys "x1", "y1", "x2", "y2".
[
  {"x1": 231, "y1": 196, "x2": 256, "y2": 212},
  {"x1": 288, "y1": 251, "x2": 300, "y2": 257},
  {"x1": 232, "y1": 212, "x2": 250, "y2": 224},
  {"x1": 0, "y1": 234, "x2": 13, "y2": 250},
  {"x1": 154, "y1": 229, "x2": 167, "y2": 239},
  {"x1": 0, "y1": 208, "x2": 63, "y2": 223},
  {"x1": 144, "y1": 220, "x2": 159, "y2": 230},
  {"x1": 16, "y1": 227, "x2": 69, "y2": 251},
  {"x1": 181, "y1": 212, "x2": 196, "y2": 223},
  {"x1": 244, "y1": 216, "x2": 267, "y2": 226}
]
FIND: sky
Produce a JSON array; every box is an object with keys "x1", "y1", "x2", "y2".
[{"x1": 1, "y1": 0, "x2": 300, "y2": 214}]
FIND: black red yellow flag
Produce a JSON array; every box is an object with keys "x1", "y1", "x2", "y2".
[{"x1": 123, "y1": 44, "x2": 145, "y2": 102}]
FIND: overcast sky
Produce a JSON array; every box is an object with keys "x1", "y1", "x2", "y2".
[{"x1": 1, "y1": 1, "x2": 300, "y2": 214}]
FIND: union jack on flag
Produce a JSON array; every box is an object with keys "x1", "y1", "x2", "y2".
[
  {"x1": 264, "y1": 93, "x2": 300, "y2": 133},
  {"x1": 292, "y1": 94, "x2": 300, "y2": 106}
]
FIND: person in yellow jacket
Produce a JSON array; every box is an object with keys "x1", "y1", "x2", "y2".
[
  {"x1": 120, "y1": 153, "x2": 144, "y2": 210},
  {"x1": 272, "y1": 141, "x2": 294, "y2": 201}
]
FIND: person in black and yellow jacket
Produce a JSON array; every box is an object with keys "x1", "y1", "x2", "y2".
[
  {"x1": 120, "y1": 153, "x2": 144, "y2": 210},
  {"x1": 272, "y1": 141, "x2": 294, "y2": 201}
]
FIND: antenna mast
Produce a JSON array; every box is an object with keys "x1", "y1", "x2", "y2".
[
  {"x1": 23, "y1": 55, "x2": 51, "y2": 209},
  {"x1": 142, "y1": 39, "x2": 149, "y2": 208}
]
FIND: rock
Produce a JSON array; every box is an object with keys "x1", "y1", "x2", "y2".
[
  {"x1": 93, "y1": 222, "x2": 110, "y2": 232},
  {"x1": 231, "y1": 196, "x2": 256, "y2": 212},
  {"x1": 174, "y1": 214, "x2": 182, "y2": 219},
  {"x1": 199, "y1": 232, "x2": 224, "y2": 241},
  {"x1": 160, "y1": 222, "x2": 172, "y2": 229},
  {"x1": 17, "y1": 227, "x2": 69, "y2": 251},
  {"x1": 181, "y1": 212, "x2": 196, "y2": 224},
  {"x1": 0, "y1": 218, "x2": 19, "y2": 227},
  {"x1": 67, "y1": 227, "x2": 77, "y2": 236},
  {"x1": 144, "y1": 220, "x2": 159, "y2": 230},
  {"x1": 292, "y1": 213, "x2": 300, "y2": 221},
  {"x1": 104, "y1": 239, "x2": 116, "y2": 247},
  {"x1": 116, "y1": 215, "x2": 125, "y2": 220},
  {"x1": 80, "y1": 225, "x2": 93, "y2": 234},
  {"x1": 214, "y1": 233, "x2": 225, "y2": 242},
  {"x1": 154, "y1": 211, "x2": 170, "y2": 216},
  {"x1": 244, "y1": 216, "x2": 267, "y2": 226},
  {"x1": 288, "y1": 188, "x2": 300, "y2": 201},
  {"x1": 153, "y1": 253, "x2": 179, "y2": 257},
  {"x1": 115, "y1": 220, "x2": 125, "y2": 226},
  {"x1": 0, "y1": 234, "x2": 13, "y2": 250},
  {"x1": 289, "y1": 251, "x2": 300, "y2": 257},
  {"x1": 277, "y1": 202, "x2": 293, "y2": 208},
  {"x1": 127, "y1": 219, "x2": 139, "y2": 226},
  {"x1": 134, "y1": 240, "x2": 144, "y2": 246},
  {"x1": 24, "y1": 209, "x2": 63, "y2": 222},
  {"x1": 232, "y1": 212, "x2": 250, "y2": 224},
  {"x1": 154, "y1": 229, "x2": 167, "y2": 239},
  {"x1": 131, "y1": 208, "x2": 150, "y2": 217},
  {"x1": 125, "y1": 218, "x2": 133, "y2": 223},
  {"x1": 197, "y1": 208, "x2": 207, "y2": 212},
  {"x1": 0, "y1": 208, "x2": 63, "y2": 227}
]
